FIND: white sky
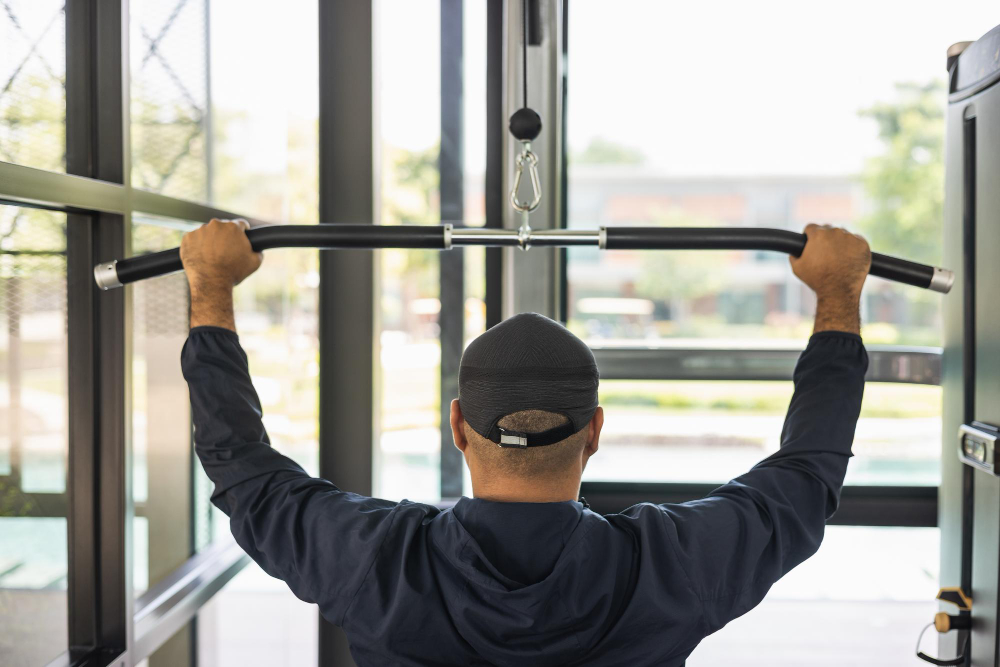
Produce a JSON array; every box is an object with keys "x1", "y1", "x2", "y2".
[
  {"x1": 372, "y1": 0, "x2": 998, "y2": 177},
  {"x1": 209, "y1": 0, "x2": 320, "y2": 173},
  {"x1": 172, "y1": 1, "x2": 1000, "y2": 179},
  {"x1": 567, "y1": 0, "x2": 998, "y2": 175}
]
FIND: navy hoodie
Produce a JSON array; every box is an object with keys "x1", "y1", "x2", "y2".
[{"x1": 181, "y1": 327, "x2": 867, "y2": 666}]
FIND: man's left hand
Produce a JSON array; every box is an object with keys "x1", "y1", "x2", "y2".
[{"x1": 180, "y1": 218, "x2": 263, "y2": 290}]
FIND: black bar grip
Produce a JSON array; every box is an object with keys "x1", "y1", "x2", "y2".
[
  {"x1": 97, "y1": 224, "x2": 449, "y2": 289},
  {"x1": 93, "y1": 224, "x2": 953, "y2": 293},
  {"x1": 602, "y1": 227, "x2": 952, "y2": 293}
]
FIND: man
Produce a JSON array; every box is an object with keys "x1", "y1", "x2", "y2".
[{"x1": 180, "y1": 219, "x2": 871, "y2": 666}]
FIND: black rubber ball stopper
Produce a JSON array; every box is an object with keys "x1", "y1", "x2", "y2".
[{"x1": 509, "y1": 107, "x2": 542, "y2": 142}]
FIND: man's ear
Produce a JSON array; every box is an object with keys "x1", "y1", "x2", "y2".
[
  {"x1": 584, "y1": 406, "x2": 603, "y2": 459},
  {"x1": 450, "y1": 399, "x2": 469, "y2": 453}
]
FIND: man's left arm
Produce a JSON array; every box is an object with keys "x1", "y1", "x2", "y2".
[{"x1": 179, "y1": 219, "x2": 401, "y2": 626}]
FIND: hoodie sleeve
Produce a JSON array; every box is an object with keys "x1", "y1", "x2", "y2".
[
  {"x1": 632, "y1": 331, "x2": 868, "y2": 634},
  {"x1": 181, "y1": 326, "x2": 398, "y2": 625}
]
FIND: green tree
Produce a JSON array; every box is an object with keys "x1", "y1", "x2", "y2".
[
  {"x1": 857, "y1": 81, "x2": 945, "y2": 265},
  {"x1": 635, "y1": 213, "x2": 724, "y2": 330},
  {"x1": 572, "y1": 137, "x2": 646, "y2": 165}
]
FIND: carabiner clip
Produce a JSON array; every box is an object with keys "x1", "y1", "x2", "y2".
[{"x1": 510, "y1": 145, "x2": 542, "y2": 213}]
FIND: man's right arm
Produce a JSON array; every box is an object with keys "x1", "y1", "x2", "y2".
[{"x1": 632, "y1": 224, "x2": 871, "y2": 634}]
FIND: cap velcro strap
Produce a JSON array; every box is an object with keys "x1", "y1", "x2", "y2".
[{"x1": 495, "y1": 421, "x2": 579, "y2": 448}]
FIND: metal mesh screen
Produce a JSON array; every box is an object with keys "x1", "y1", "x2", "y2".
[
  {"x1": 0, "y1": 0, "x2": 66, "y2": 171},
  {"x1": 131, "y1": 0, "x2": 209, "y2": 200},
  {"x1": 132, "y1": 220, "x2": 189, "y2": 337}
]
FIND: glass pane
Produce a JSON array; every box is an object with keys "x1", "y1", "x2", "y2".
[
  {"x1": 197, "y1": 563, "x2": 318, "y2": 667},
  {"x1": 233, "y1": 247, "x2": 320, "y2": 477},
  {"x1": 376, "y1": 0, "x2": 490, "y2": 502},
  {"x1": 136, "y1": 620, "x2": 193, "y2": 667},
  {"x1": 690, "y1": 526, "x2": 938, "y2": 665},
  {"x1": 229, "y1": 249, "x2": 321, "y2": 648},
  {"x1": 565, "y1": 1, "x2": 998, "y2": 347},
  {"x1": 586, "y1": 380, "x2": 941, "y2": 486},
  {"x1": 131, "y1": 225, "x2": 319, "y2": 645},
  {"x1": 130, "y1": 0, "x2": 319, "y2": 222},
  {"x1": 130, "y1": 0, "x2": 209, "y2": 201},
  {"x1": 376, "y1": 0, "x2": 442, "y2": 503},
  {"x1": 0, "y1": 205, "x2": 68, "y2": 665},
  {"x1": 131, "y1": 216, "x2": 196, "y2": 598},
  {"x1": 0, "y1": 1, "x2": 66, "y2": 172}
]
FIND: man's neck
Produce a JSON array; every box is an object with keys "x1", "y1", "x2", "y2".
[{"x1": 471, "y1": 478, "x2": 581, "y2": 503}]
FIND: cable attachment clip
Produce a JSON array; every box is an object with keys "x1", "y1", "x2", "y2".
[{"x1": 510, "y1": 143, "x2": 542, "y2": 214}]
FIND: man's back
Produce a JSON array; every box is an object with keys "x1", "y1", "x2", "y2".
[
  {"x1": 177, "y1": 221, "x2": 871, "y2": 666},
  {"x1": 343, "y1": 499, "x2": 687, "y2": 666},
  {"x1": 341, "y1": 333, "x2": 863, "y2": 665},
  {"x1": 182, "y1": 325, "x2": 865, "y2": 666}
]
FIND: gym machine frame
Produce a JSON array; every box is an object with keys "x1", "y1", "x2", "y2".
[{"x1": 93, "y1": 223, "x2": 955, "y2": 293}]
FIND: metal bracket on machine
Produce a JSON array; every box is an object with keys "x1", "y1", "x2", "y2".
[
  {"x1": 959, "y1": 422, "x2": 1000, "y2": 475},
  {"x1": 915, "y1": 588, "x2": 973, "y2": 665}
]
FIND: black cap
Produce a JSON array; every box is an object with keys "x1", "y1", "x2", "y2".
[{"x1": 458, "y1": 313, "x2": 599, "y2": 447}]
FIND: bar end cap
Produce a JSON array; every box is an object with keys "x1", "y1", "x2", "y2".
[
  {"x1": 930, "y1": 267, "x2": 954, "y2": 294},
  {"x1": 93, "y1": 260, "x2": 122, "y2": 290}
]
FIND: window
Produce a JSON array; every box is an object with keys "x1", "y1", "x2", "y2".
[
  {"x1": 586, "y1": 380, "x2": 942, "y2": 486},
  {"x1": 562, "y1": 5, "x2": 994, "y2": 664},
  {"x1": 127, "y1": 1, "x2": 321, "y2": 663},
  {"x1": 131, "y1": 218, "x2": 193, "y2": 601},
  {"x1": 565, "y1": 1, "x2": 997, "y2": 348},
  {"x1": 376, "y1": 0, "x2": 442, "y2": 503},
  {"x1": 376, "y1": 0, "x2": 488, "y2": 502},
  {"x1": 131, "y1": 0, "x2": 318, "y2": 222},
  {"x1": 0, "y1": 205, "x2": 68, "y2": 665},
  {"x1": 0, "y1": 1, "x2": 65, "y2": 172}
]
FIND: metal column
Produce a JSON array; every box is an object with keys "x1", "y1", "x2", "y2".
[
  {"x1": 318, "y1": 1, "x2": 375, "y2": 665},
  {"x1": 65, "y1": 0, "x2": 132, "y2": 663},
  {"x1": 501, "y1": 0, "x2": 565, "y2": 319},
  {"x1": 440, "y1": 0, "x2": 465, "y2": 499},
  {"x1": 485, "y1": 0, "x2": 504, "y2": 329}
]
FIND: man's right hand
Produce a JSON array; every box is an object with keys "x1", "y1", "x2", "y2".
[{"x1": 790, "y1": 224, "x2": 871, "y2": 335}]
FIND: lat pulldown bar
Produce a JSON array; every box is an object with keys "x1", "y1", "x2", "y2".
[{"x1": 92, "y1": 224, "x2": 954, "y2": 293}]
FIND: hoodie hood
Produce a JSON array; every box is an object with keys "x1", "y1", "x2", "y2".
[{"x1": 430, "y1": 497, "x2": 637, "y2": 665}]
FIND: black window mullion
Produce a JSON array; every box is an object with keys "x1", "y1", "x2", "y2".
[
  {"x1": 65, "y1": 0, "x2": 129, "y2": 663},
  {"x1": 484, "y1": 0, "x2": 503, "y2": 330},
  {"x1": 579, "y1": 481, "x2": 938, "y2": 528},
  {"x1": 318, "y1": 1, "x2": 375, "y2": 665},
  {"x1": 439, "y1": 0, "x2": 465, "y2": 500},
  {"x1": 66, "y1": 214, "x2": 100, "y2": 660}
]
